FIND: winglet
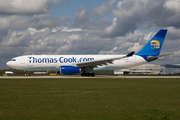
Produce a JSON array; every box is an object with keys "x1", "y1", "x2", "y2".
[{"x1": 126, "y1": 51, "x2": 135, "y2": 57}]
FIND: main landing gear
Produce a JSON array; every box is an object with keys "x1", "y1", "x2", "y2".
[
  {"x1": 81, "y1": 72, "x2": 95, "y2": 77},
  {"x1": 81, "y1": 67, "x2": 95, "y2": 77}
]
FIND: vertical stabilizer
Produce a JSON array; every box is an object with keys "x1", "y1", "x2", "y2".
[{"x1": 134, "y1": 29, "x2": 167, "y2": 61}]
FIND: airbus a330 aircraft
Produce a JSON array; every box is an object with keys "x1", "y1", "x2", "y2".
[{"x1": 6, "y1": 29, "x2": 169, "y2": 76}]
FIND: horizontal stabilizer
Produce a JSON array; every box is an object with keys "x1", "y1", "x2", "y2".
[{"x1": 147, "y1": 54, "x2": 171, "y2": 61}]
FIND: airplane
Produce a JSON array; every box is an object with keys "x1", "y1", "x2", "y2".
[{"x1": 6, "y1": 29, "x2": 170, "y2": 76}]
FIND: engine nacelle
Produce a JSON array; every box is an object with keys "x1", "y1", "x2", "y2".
[{"x1": 60, "y1": 66, "x2": 80, "y2": 75}]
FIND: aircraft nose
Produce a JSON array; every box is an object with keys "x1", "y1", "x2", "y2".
[{"x1": 6, "y1": 61, "x2": 11, "y2": 67}]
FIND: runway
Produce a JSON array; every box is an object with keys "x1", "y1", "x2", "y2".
[{"x1": 1, "y1": 75, "x2": 180, "y2": 78}]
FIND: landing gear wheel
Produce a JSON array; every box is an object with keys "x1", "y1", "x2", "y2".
[
  {"x1": 85, "y1": 73, "x2": 90, "y2": 76},
  {"x1": 90, "y1": 73, "x2": 95, "y2": 77},
  {"x1": 81, "y1": 72, "x2": 85, "y2": 76},
  {"x1": 81, "y1": 72, "x2": 95, "y2": 77}
]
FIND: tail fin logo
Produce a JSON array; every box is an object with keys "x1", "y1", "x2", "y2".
[{"x1": 150, "y1": 40, "x2": 161, "y2": 52}]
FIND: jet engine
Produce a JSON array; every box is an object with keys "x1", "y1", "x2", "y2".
[{"x1": 60, "y1": 66, "x2": 80, "y2": 75}]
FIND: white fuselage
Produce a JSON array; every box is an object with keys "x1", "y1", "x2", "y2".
[
  {"x1": 6, "y1": 55, "x2": 147, "y2": 71},
  {"x1": 6, "y1": 30, "x2": 168, "y2": 74}
]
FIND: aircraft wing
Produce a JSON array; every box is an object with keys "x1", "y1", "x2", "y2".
[{"x1": 76, "y1": 52, "x2": 135, "y2": 68}]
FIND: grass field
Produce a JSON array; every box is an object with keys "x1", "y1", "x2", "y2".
[{"x1": 0, "y1": 78, "x2": 180, "y2": 120}]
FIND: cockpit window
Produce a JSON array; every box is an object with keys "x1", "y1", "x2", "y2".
[{"x1": 11, "y1": 59, "x2": 16, "y2": 61}]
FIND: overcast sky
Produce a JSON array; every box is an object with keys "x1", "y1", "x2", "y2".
[{"x1": 1, "y1": 0, "x2": 180, "y2": 69}]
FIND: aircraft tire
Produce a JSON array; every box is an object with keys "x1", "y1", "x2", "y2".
[
  {"x1": 90, "y1": 73, "x2": 95, "y2": 77},
  {"x1": 81, "y1": 72, "x2": 85, "y2": 76},
  {"x1": 85, "y1": 73, "x2": 90, "y2": 76}
]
